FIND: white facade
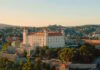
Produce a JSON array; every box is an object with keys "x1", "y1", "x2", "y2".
[
  {"x1": 47, "y1": 36, "x2": 65, "y2": 48},
  {"x1": 23, "y1": 28, "x2": 65, "y2": 49},
  {"x1": 92, "y1": 32, "x2": 100, "y2": 38}
]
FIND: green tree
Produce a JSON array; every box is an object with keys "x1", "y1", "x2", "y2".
[
  {"x1": 34, "y1": 47, "x2": 40, "y2": 57},
  {"x1": 22, "y1": 58, "x2": 31, "y2": 70},
  {"x1": 58, "y1": 48, "x2": 76, "y2": 62},
  {"x1": 34, "y1": 57, "x2": 41, "y2": 70},
  {"x1": 45, "y1": 49, "x2": 51, "y2": 59},
  {"x1": 79, "y1": 45, "x2": 94, "y2": 63},
  {"x1": 0, "y1": 57, "x2": 14, "y2": 70},
  {"x1": 18, "y1": 59, "x2": 23, "y2": 70},
  {"x1": 2, "y1": 42, "x2": 11, "y2": 51}
]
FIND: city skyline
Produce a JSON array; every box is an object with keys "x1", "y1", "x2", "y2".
[{"x1": 0, "y1": 0, "x2": 100, "y2": 27}]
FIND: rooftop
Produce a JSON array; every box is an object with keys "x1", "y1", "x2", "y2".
[
  {"x1": 83, "y1": 39, "x2": 100, "y2": 45},
  {"x1": 28, "y1": 32, "x2": 63, "y2": 36}
]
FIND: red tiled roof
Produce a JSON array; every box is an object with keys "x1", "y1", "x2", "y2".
[
  {"x1": 28, "y1": 32, "x2": 62, "y2": 36},
  {"x1": 28, "y1": 32, "x2": 45, "y2": 36},
  {"x1": 83, "y1": 39, "x2": 100, "y2": 45},
  {"x1": 60, "y1": 63, "x2": 66, "y2": 69},
  {"x1": 48, "y1": 32, "x2": 62, "y2": 36}
]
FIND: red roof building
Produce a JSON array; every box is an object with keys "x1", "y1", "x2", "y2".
[{"x1": 23, "y1": 28, "x2": 65, "y2": 48}]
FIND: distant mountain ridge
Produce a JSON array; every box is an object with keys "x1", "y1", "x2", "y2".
[
  {"x1": 0, "y1": 23, "x2": 100, "y2": 28},
  {"x1": 0, "y1": 23, "x2": 15, "y2": 29},
  {"x1": 0, "y1": 23, "x2": 100, "y2": 37}
]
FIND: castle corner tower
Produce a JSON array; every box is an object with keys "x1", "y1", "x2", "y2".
[{"x1": 23, "y1": 27, "x2": 28, "y2": 45}]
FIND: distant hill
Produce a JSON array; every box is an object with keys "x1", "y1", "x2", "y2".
[
  {"x1": 0, "y1": 23, "x2": 15, "y2": 29},
  {"x1": 0, "y1": 23, "x2": 100, "y2": 36},
  {"x1": 0, "y1": 24, "x2": 100, "y2": 37},
  {"x1": 0, "y1": 23, "x2": 100, "y2": 29}
]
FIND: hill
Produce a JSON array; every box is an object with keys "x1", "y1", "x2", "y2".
[{"x1": 0, "y1": 23, "x2": 100, "y2": 37}]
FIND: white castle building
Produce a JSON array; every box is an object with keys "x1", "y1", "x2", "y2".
[{"x1": 23, "y1": 27, "x2": 65, "y2": 49}]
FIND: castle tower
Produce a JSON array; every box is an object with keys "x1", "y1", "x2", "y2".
[
  {"x1": 61, "y1": 28, "x2": 65, "y2": 47},
  {"x1": 61, "y1": 28, "x2": 65, "y2": 36},
  {"x1": 43, "y1": 27, "x2": 48, "y2": 46},
  {"x1": 43, "y1": 27, "x2": 48, "y2": 34},
  {"x1": 23, "y1": 27, "x2": 28, "y2": 45}
]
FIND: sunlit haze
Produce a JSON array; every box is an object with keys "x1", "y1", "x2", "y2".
[{"x1": 0, "y1": 0, "x2": 100, "y2": 27}]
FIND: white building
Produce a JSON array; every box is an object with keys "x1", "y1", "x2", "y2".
[
  {"x1": 92, "y1": 32, "x2": 100, "y2": 39},
  {"x1": 23, "y1": 27, "x2": 65, "y2": 49}
]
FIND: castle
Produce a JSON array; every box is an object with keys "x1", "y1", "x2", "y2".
[{"x1": 23, "y1": 27, "x2": 65, "y2": 49}]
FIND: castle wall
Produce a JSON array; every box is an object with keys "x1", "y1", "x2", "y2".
[
  {"x1": 28, "y1": 35, "x2": 46, "y2": 49},
  {"x1": 47, "y1": 36, "x2": 65, "y2": 48},
  {"x1": 23, "y1": 28, "x2": 65, "y2": 48}
]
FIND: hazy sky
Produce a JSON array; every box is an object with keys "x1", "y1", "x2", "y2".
[{"x1": 0, "y1": 0, "x2": 100, "y2": 27}]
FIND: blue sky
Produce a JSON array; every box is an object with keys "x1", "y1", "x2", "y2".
[{"x1": 0, "y1": 0, "x2": 100, "y2": 27}]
